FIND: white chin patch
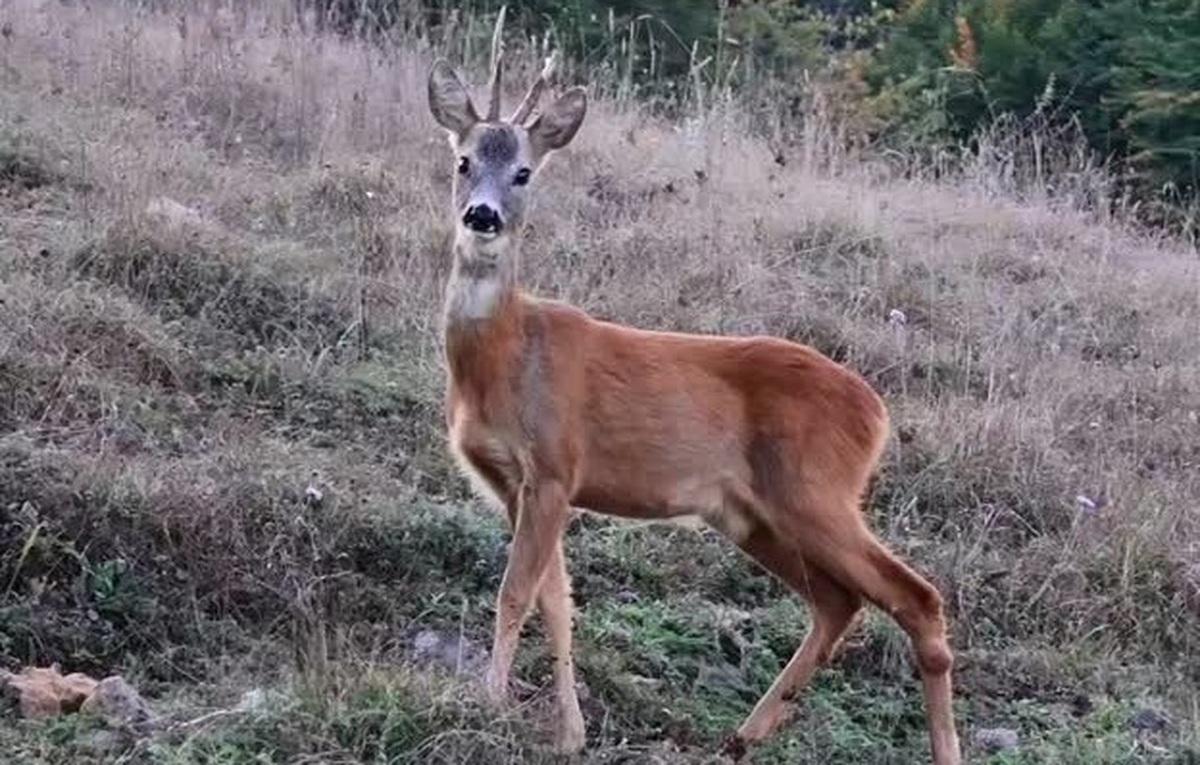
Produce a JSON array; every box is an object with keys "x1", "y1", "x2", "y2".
[{"x1": 457, "y1": 226, "x2": 502, "y2": 242}]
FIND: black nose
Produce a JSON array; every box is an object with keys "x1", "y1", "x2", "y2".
[{"x1": 463, "y1": 204, "x2": 502, "y2": 233}]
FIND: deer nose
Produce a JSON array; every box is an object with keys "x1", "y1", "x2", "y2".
[{"x1": 463, "y1": 204, "x2": 502, "y2": 234}]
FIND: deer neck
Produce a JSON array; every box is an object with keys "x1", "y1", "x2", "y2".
[
  {"x1": 445, "y1": 236, "x2": 521, "y2": 322},
  {"x1": 443, "y1": 235, "x2": 525, "y2": 395}
]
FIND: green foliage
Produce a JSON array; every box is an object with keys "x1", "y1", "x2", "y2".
[
  {"x1": 297, "y1": 0, "x2": 1200, "y2": 232},
  {"x1": 1111, "y1": 0, "x2": 1200, "y2": 228},
  {"x1": 867, "y1": 0, "x2": 1200, "y2": 232},
  {"x1": 727, "y1": 1, "x2": 836, "y2": 77}
]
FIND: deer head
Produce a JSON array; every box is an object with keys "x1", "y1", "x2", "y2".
[{"x1": 427, "y1": 7, "x2": 587, "y2": 254}]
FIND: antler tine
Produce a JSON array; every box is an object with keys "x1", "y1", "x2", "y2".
[
  {"x1": 486, "y1": 5, "x2": 507, "y2": 121},
  {"x1": 509, "y1": 49, "x2": 559, "y2": 125}
]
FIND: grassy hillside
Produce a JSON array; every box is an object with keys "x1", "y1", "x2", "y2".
[{"x1": 0, "y1": 1, "x2": 1197, "y2": 763}]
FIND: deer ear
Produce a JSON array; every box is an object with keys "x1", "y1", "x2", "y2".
[
  {"x1": 527, "y1": 86, "x2": 587, "y2": 158},
  {"x1": 428, "y1": 60, "x2": 479, "y2": 138}
]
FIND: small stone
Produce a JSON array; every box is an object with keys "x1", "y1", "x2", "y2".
[
  {"x1": 237, "y1": 688, "x2": 286, "y2": 716},
  {"x1": 411, "y1": 629, "x2": 487, "y2": 676},
  {"x1": 412, "y1": 630, "x2": 441, "y2": 657},
  {"x1": 80, "y1": 676, "x2": 158, "y2": 729},
  {"x1": 695, "y1": 663, "x2": 748, "y2": 695},
  {"x1": 0, "y1": 433, "x2": 34, "y2": 462},
  {"x1": 78, "y1": 729, "x2": 128, "y2": 757},
  {"x1": 973, "y1": 727, "x2": 1019, "y2": 753},
  {"x1": 1070, "y1": 693, "x2": 1094, "y2": 717},
  {"x1": 237, "y1": 688, "x2": 269, "y2": 713},
  {"x1": 615, "y1": 587, "x2": 640, "y2": 604},
  {"x1": 1128, "y1": 708, "x2": 1171, "y2": 733}
]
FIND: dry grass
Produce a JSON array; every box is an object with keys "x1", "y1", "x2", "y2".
[{"x1": 0, "y1": 0, "x2": 1198, "y2": 762}]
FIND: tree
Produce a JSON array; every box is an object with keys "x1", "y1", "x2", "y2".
[
  {"x1": 866, "y1": 0, "x2": 1200, "y2": 231},
  {"x1": 1111, "y1": 0, "x2": 1200, "y2": 212}
]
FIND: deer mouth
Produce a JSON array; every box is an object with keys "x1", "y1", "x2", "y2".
[
  {"x1": 473, "y1": 228, "x2": 500, "y2": 240},
  {"x1": 457, "y1": 227, "x2": 508, "y2": 254}
]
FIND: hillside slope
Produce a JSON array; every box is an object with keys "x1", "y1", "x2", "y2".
[{"x1": 0, "y1": 2, "x2": 1197, "y2": 763}]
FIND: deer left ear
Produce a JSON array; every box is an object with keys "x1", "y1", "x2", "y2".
[
  {"x1": 428, "y1": 60, "x2": 480, "y2": 139},
  {"x1": 527, "y1": 86, "x2": 587, "y2": 158}
]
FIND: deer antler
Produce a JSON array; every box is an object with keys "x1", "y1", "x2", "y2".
[
  {"x1": 509, "y1": 50, "x2": 559, "y2": 125},
  {"x1": 485, "y1": 5, "x2": 507, "y2": 121}
]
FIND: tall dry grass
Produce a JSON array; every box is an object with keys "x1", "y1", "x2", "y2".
[{"x1": 1, "y1": 0, "x2": 1198, "y2": 753}]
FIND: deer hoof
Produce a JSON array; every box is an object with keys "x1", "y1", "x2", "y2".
[
  {"x1": 553, "y1": 728, "x2": 585, "y2": 756},
  {"x1": 720, "y1": 733, "x2": 748, "y2": 761},
  {"x1": 482, "y1": 669, "x2": 508, "y2": 706}
]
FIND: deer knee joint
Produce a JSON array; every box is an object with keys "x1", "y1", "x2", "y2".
[{"x1": 916, "y1": 636, "x2": 954, "y2": 676}]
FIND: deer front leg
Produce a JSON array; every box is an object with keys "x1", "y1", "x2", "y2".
[
  {"x1": 485, "y1": 477, "x2": 571, "y2": 703},
  {"x1": 537, "y1": 540, "x2": 586, "y2": 753}
]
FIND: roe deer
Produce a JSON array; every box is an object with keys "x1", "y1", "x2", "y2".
[{"x1": 426, "y1": 11, "x2": 962, "y2": 764}]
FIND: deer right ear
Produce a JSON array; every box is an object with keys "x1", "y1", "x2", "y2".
[{"x1": 428, "y1": 60, "x2": 479, "y2": 138}]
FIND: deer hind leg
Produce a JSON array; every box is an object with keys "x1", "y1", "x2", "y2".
[
  {"x1": 848, "y1": 536, "x2": 960, "y2": 765},
  {"x1": 782, "y1": 506, "x2": 962, "y2": 765},
  {"x1": 722, "y1": 520, "x2": 864, "y2": 757},
  {"x1": 485, "y1": 478, "x2": 572, "y2": 704},
  {"x1": 536, "y1": 540, "x2": 586, "y2": 754}
]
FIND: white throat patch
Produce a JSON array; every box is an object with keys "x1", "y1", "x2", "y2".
[
  {"x1": 447, "y1": 272, "x2": 505, "y2": 320},
  {"x1": 446, "y1": 232, "x2": 515, "y2": 322}
]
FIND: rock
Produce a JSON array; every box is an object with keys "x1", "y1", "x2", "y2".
[
  {"x1": 236, "y1": 687, "x2": 288, "y2": 715},
  {"x1": 615, "y1": 673, "x2": 662, "y2": 691},
  {"x1": 80, "y1": 676, "x2": 158, "y2": 729},
  {"x1": 77, "y1": 728, "x2": 129, "y2": 758},
  {"x1": 1, "y1": 665, "x2": 98, "y2": 719},
  {"x1": 973, "y1": 727, "x2": 1020, "y2": 753},
  {"x1": 695, "y1": 663, "x2": 749, "y2": 696},
  {"x1": 615, "y1": 587, "x2": 640, "y2": 604},
  {"x1": 1, "y1": 668, "x2": 158, "y2": 731},
  {"x1": 411, "y1": 629, "x2": 487, "y2": 675},
  {"x1": 1070, "y1": 693, "x2": 1094, "y2": 717},
  {"x1": 0, "y1": 432, "x2": 35, "y2": 463},
  {"x1": 237, "y1": 688, "x2": 269, "y2": 713},
  {"x1": 1128, "y1": 707, "x2": 1171, "y2": 733}
]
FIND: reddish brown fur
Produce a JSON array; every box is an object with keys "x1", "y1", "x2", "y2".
[
  {"x1": 445, "y1": 292, "x2": 962, "y2": 764},
  {"x1": 453, "y1": 297, "x2": 881, "y2": 505}
]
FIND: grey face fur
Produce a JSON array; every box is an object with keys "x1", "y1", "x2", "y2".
[
  {"x1": 453, "y1": 124, "x2": 529, "y2": 239},
  {"x1": 427, "y1": 60, "x2": 587, "y2": 249}
]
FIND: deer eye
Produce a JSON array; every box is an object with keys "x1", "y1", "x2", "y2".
[
  {"x1": 457, "y1": 157, "x2": 470, "y2": 175},
  {"x1": 513, "y1": 167, "x2": 532, "y2": 187}
]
